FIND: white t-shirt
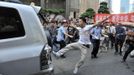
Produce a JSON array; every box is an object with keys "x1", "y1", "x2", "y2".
[
  {"x1": 77, "y1": 25, "x2": 93, "y2": 45},
  {"x1": 109, "y1": 26, "x2": 116, "y2": 34}
]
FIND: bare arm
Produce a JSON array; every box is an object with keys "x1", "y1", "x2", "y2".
[{"x1": 64, "y1": 32, "x2": 73, "y2": 38}]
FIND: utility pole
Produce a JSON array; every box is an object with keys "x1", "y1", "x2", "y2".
[
  {"x1": 66, "y1": 0, "x2": 70, "y2": 19},
  {"x1": 40, "y1": 0, "x2": 45, "y2": 9}
]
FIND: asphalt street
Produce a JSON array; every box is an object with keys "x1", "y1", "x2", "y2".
[{"x1": 52, "y1": 47, "x2": 134, "y2": 75}]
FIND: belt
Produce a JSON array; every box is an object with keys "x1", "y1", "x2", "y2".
[{"x1": 82, "y1": 44, "x2": 90, "y2": 48}]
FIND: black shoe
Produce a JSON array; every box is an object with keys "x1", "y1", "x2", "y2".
[
  {"x1": 130, "y1": 55, "x2": 134, "y2": 58},
  {"x1": 94, "y1": 56, "x2": 98, "y2": 58},
  {"x1": 121, "y1": 59, "x2": 126, "y2": 63},
  {"x1": 60, "y1": 55, "x2": 66, "y2": 58},
  {"x1": 119, "y1": 53, "x2": 122, "y2": 56},
  {"x1": 91, "y1": 55, "x2": 98, "y2": 59},
  {"x1": 114, "y1": 52, "x2": 118, "y2": 55},
  {"x1": 91, "y1": 55, "x2": 95, "y2": 59}
]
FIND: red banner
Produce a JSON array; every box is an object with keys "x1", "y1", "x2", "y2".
[{"x1": 95, "y1": 13, "x2": 134, "y2": 23}]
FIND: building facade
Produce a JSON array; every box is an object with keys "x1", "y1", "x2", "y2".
[
  {"x1": 120, "y1": 0, "x2": 130, "y2": 13},
  {"x1": 20, "y1": 0, "x2": 102, "y2": 18},
  {"x1": 79, "y1": 0, "x2": 99, "y2": 14},
  {"x1": 129, "y1": 0, "x2": 134, "y2": 12},
  {"x1": 67, "y1": 0, "x2": 100, "y2": 19}
]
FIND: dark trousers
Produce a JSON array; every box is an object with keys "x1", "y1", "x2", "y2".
[
  {"x1": 91, "y1": 39, "x2": 100, "y2": 57},
  {"x1": 109, "y1": 33, "x2": 115, "y2": 48},
  {"x1": 58, "y1": 40, "x2": 66, "y2": 49},
  {"x1": 123, "y1": 44, "x2": 134, "y2": 61},
  {"x1": 67, "y1": 37, "x2": 75, "y2": 44},
  {"x1": 115, "y1": 38, "x2": 124, "y2": 54},
  {"x1": 53, "y1": 37, "x2": 66, "y2": 52}
]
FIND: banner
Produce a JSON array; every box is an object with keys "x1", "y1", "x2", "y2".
[{"x1": 95, "y1": 13, "x2": 134, "y2": 23}]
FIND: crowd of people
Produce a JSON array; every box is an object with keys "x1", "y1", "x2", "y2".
[{"x1": 44, "y1": 16, "x2": 134, "y2": 74}]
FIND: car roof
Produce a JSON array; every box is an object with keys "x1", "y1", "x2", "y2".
[
  {"x1": 0, "y1": 1, "x2": 31, "y2": 10},
  {"x1": 0, "y1": 1, "x2": 41, "y2": 14}
]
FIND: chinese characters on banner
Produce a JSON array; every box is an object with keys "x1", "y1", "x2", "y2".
[{"x1": 95, "y1": 13, "x2": 134, "y2": 23}]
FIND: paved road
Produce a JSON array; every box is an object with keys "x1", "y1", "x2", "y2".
[{"x1": 52, "y1": 47, "x2": 134, "y2": 75}]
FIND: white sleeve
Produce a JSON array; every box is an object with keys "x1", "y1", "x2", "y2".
[
  {"x1": 113, "y1": 27, "x2": 116, "y2": 34},
  {"x1": 76, "y1": 27, "x2": 81, "y2": 30},
  {"x1": 84, "y1": 25, "x2": 93, "y2": 31}
]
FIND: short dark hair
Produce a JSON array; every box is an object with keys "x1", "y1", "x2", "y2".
[{"x1": 79, "y1": 17, "x2": 86, "y2": 23}]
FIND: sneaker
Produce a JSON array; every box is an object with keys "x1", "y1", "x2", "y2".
[
  {"x1": 94, "y1": 56, "x2": 98, "y2": 58},
  {"x1": 121, "y1": 60, "x2": 126, "y2": 63},
  {"x1": 52, "y1": 51, "x2": 60, "y2": 57},
  {"x1": 91, "y1": 55, "x2": 95, "y2": 59},
  {"x1": 91, "y1": 55, "x2": 98, "y2": 59},
  {"x1": 52, "y1": 51, "x2": 56, "y2": 54},
  {"x1": 73, "y1": 67, "x2": 78, "y2": 74},
  {"x1": 119, "y1": 52, "x2": 122, "y2": 56}
]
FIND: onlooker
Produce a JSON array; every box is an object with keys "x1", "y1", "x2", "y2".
[
  {"x1": 47, "y1": 20, "x2": 58, "y2": 50},
  {"x1": 53, "y1": 20, "x2": 73, "y2": 58},
  {"x1": 100, "y1": 25, "x2": 109, "y2": 52},
  {"x1": 108, "y1": 22, "x2": 116, "y2": 49},
  {"x1": 66, "y1": 21, "x2": 78, "y2": 44},
  {"x1": 115, "y1": 23, "x2": 126, "y2": 55},
  {"x1": 91, "y1": 24, "x2": 102, "y2": 58}
]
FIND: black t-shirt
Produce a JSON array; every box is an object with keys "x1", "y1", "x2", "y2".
[{"x1": 67, "y1": 26, "x2": 76, "y2": 35}]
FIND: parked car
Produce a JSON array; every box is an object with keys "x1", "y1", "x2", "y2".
[{"x1": 0, "y1": 1, "x2": 54, "y2": 75}]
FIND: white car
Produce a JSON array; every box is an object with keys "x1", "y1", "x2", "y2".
[{"x1": 0, "y1": 1, "x2": 54, "y2": 75}]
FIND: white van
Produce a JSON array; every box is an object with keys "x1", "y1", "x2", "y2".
[{"x1": 0, "y1": 1, "x2": 53, "y2": 75}]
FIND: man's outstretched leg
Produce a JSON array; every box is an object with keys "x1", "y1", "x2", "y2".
[
  {"x1": 53, "y1": 42, "x2": 79, "y2": 57},
  {"x1": 74, "y1": 45, "x2": 87, "y2": 74},
  {"x1": 53, "y1": 42, "x2": 88, "y2": 74}
]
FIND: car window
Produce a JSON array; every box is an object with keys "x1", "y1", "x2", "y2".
[{"x1": 0, "y1": 7, "x2": 25, "y2": 39}]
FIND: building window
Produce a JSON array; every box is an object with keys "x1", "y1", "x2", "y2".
[{"x1": 0, "y1": 7, "x2": 25, "y2": 39}]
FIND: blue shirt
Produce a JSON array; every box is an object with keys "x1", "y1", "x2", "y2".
[
  {"x1": 91, "y1": 26, "x2": 102, "y2": 40},
  {"x1": 56, "y1": 26, "x2": 66, "y2": 41},
  {"x1": 115, "y1": 26, "x2": 126, "y2": 40}
]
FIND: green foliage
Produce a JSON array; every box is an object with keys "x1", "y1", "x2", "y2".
[
  {"x1": 81, "y1": 8, "x2": 96, "y2": 19},
  {"x1": 98, "y1": 2, "x2": 110, "y2": 14},
  {"x1": 41, "y1": 8, "x2": 65, "y2": 14},
  {"x1": 100, "y1": 2, "x2": 108, "y2": 6}
]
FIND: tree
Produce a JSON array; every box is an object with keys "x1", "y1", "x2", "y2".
[
  {"x1": 98, "y1": 2, "x2": 110, "y2": 14},
  {"x1": 41, "y1": 8, "x2": 65, "y2": 15},
  {"x1": 81, "y1": 8, "x2": 96, "y2": 19}
]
